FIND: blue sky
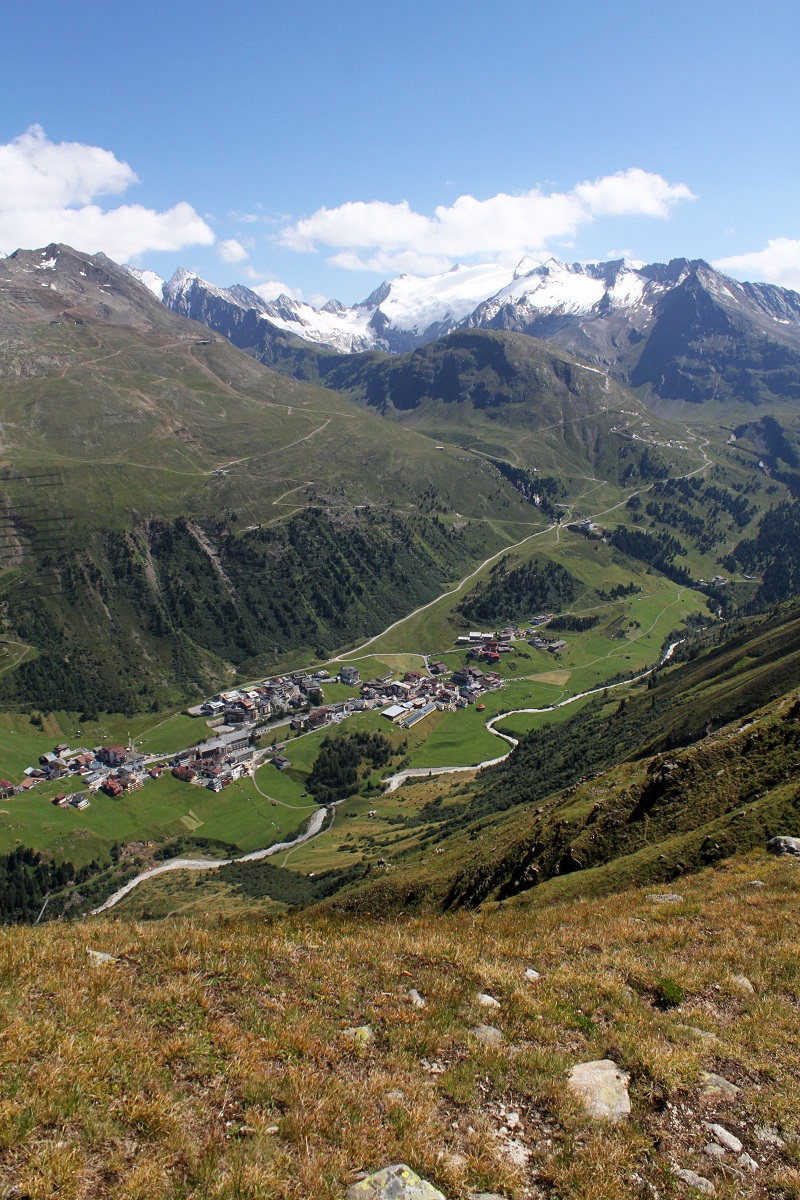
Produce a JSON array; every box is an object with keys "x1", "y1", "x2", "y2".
[{"x1": 1, "y1": 0, "x2": 798, "y2": 302}]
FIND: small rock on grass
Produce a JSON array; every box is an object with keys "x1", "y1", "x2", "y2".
[
  {"x1": 756, "y1": 1125, "x2": 784, "y2": 1147},
  {"x1": 347, "y1": 1163, "x2": 446, "y2": 1199},
  {"x1": 647, "y1": 893, "x2": 684, "y2": 903},
  {"x1": 704, "y1": 1143, "x2": 726, "y2": 1160},
  {"x1": 86, "y1": 948, "x2": 118, "y2": 965},
  {"x1": 471, "y1": 1024, "x2": 504, "y2": 1047},
  {"x1": 384, "y1": 1091, "x2": 405, "y2": 1107},
  {"x1": 566, "y1": 1059, "x2": 631, "y2": 1122},
  {"x1": 705, "y1": 1122, "x2": 742, "y2": 1153},
  {"x1": 674, "y1": 1166, "x2": 715, "y2": 1195},
  {"x1": 738, "y1": 1152, "x2": 759, "y2": 1172},
  {"x1": 477, "y1": 992, "x2": 500, "y2": 1008},
  {"x1": 699, "y1": 1071, "x2": 740, "y2": 1101},
  {"x1": 524, "y1": 967, "x2": 540, "y2": 982},
  {"x1": 678, "y1": 1024, "x2": 719, "y2": 1044},
  {"x1": 407, "y1": 989, "x2": 426, "y2": 1009},
  {"x1": 730, "y1": 973, "x2": 755, "y2": 994}
]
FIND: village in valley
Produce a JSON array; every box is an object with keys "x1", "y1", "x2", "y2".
[{"x1": 0, "y1": 622, "x2": 568, "y2": 808}]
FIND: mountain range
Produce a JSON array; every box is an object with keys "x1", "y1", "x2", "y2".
[
  {"x1": 5, "y1": 241, "x2": 800, "y2": 716},
  {"x1": 149, "y1": 255, "x2": 800, "y2": 408}
]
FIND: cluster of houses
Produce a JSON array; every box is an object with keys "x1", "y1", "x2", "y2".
[
  {"x1": 171, "y1": 728, "x2": 258, "y2": 791},
  {"x1": 696, "y1": 574, "x2": 729, "y2": 587},
  {"x1": 4, "y1": 633, "x2": 520, "y2": 808},
  {"x1": 528, "y1": 634, "x2": 568, "y2": 654},
  {"x1": 193, "y1": 672, "x2": 327, "y2": 726},
  {"x1": 372, "y1": 662, "x2": 503, "y2": 728},
  {"x1": 1, "y1": 741, "x2": 159, "y2": 806},
  {"x1": 455, "y1": 625, "x2": 524, "y2": 646}
]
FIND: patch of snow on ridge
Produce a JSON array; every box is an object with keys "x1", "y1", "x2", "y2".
[
  {"x1": 35, "y1": 257, "x2": 57, "y2": 270},
  {"x1": 123, "y1": 263, "x2": 166, "y2": 299},
  {"x1": 373, "y1": 261, "x2": 514, "y2": 332},
  {"x1": 608, "y1": 267, "x2": 647, "y2": 308},
  {"x1": 257, "y1": 294, "x2": 376, "y2": 353},
  {"x1": 496, "y1": 258, "x2": 607, "y2": 313},
  {"x1": 134, "y1": 269, "x2": 165, "y2": 300}
]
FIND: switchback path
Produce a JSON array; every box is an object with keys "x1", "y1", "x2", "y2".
[{"x1": 332, "y1": 431, "x2": 708, "y2": 665}]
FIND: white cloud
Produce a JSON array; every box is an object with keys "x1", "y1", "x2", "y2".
[
  {"x1": 0, "y1": 124, "x2": 136, "y2": 208},
  {"x1": 327, "y1": 248, "x2": 455, "y2": 275},
  {"x1": 227, "y1": 208, "x2": 279, "y2": 225},
  {"x1": 280, "y1": 168, "x2": 695, "y2": 272},
  {"x1": 574, "y1": 168, "x2": 695, "y2": 218},
  {"x1": 0, "y1": 126, "x2": 215, "y2": 260},
  {"x1": 251, "y1": 280, "x2": 302, "y2": 302},
  {"x1": 715, "y1": 238, "x2": 800, "y2": 292},
  {"x1": 217, "y1": 237, "x2": 249, "y2": 264}
]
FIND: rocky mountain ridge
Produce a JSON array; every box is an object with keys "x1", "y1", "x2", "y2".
[{"x1": 155, "y1": 254, "x2": 800, "y2": 407}]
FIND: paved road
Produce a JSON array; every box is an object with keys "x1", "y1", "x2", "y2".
[
  {"x1": 91, "y1": 805, "x2": 330, "y2": 914},
  {"x1": 383, "y1": 641, "x2": 682, "y2": 791}
]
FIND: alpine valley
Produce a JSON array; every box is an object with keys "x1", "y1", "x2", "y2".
[{"x1": 3, "y1": 242, "x2": 800, "y2": 1198}]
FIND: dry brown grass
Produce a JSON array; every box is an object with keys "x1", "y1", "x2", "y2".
[{"x1": 1, "y1": 850, "x2": 799, "y2": 1198}]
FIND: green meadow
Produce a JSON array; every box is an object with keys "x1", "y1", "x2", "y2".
[{"x1": 0, "y1": 768, "x2": 319, "y2": 867}]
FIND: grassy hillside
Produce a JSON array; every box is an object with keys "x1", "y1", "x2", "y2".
[
  {"x1": 309, "y1": 602, "x2": 800, "y2": 916},
  {"x1": 1, "y1": 850, "x2": 799, "y2": 1198},
  {"x1": 84, "y1": 597, "x2": 800, "y2": 932},
  {"x1": 255, "y1": 326, "x2": 702, "y2": 484}
]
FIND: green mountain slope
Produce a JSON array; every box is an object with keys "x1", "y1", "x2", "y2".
[
  {"x1": 238, "y1": 324, "x2": 701, "y2": 484},
  {"x1": 0, "y1": 247, "x2": 539, "y2": 709}
]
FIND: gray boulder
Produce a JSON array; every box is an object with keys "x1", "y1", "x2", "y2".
[
  {"x1": 476, "y1": 992, "x2": 500, "y2": 1008},
  {"x1": 705, "y1": 1122, "x2": 742, "y2": 1153},
  {"x1": 700, "y1": 1071, "x2": 740, "y2": 1101},
  {"x1": 767, "y1": 836, "x2": 800, "y2": 856},
  {"x1": 471, "y1": 1023, "x2": 504, "y2": 1047},
  {"x1": 346, "y1": 1164, "x2": 446, "y2": 1199}
]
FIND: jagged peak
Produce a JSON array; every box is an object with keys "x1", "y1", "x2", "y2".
[
  {"x1": 513, "y1": 255, "x2": 544, "y2": 279},
  {"x1": 359, "y1": 280, "x2": 392, "y2": 309},
  {"x1": 165, "y1": 265, "x2": 198, "y2": 288}
]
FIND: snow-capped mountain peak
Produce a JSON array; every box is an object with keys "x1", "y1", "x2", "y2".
[{"x1": 158, "y1": 252, "x2": 800, "y2": 402}]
